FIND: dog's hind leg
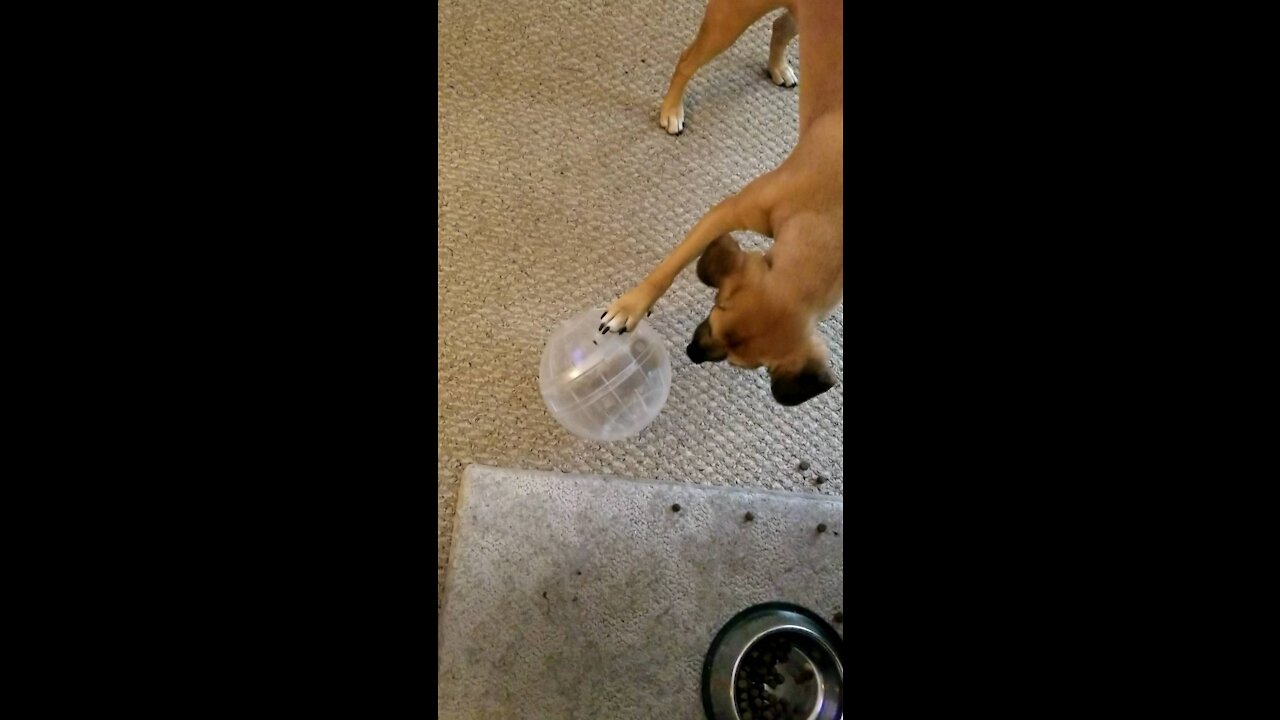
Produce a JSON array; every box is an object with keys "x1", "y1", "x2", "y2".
[
  {"x1": 659, "y1": 0, "x2": 783, "y2": 135},
  {"x1": 767, "y1": 11, "x2": 798, "y2": 87}
]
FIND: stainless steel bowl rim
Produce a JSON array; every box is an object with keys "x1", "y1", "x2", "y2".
[{"x1": 701, "y1": 602, "x2": 844, "y2": 720}]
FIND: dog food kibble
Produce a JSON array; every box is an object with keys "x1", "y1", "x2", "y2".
[
  {"x1": 833, "y1": 611, "x2": 843, "y2": 623},
  {"x1": 744, "y1": 511, "x2": 755, "y2": 522},
  {"x1": 798, "y1": 460, "x2": 810, "y2": 470},
  {"x1": 671, "y1": 503, "x2": 681, "y2": 512},
  {"x1": 734, "y1": 638, "x2": 807, "y2": 720},
  {"x1": 817, "y1": 523, "x2": 828, "y2": 533}
]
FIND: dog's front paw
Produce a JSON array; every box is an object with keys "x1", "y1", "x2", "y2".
[
  {"x1": 769, "y1": 62, "x2": 797, "y2": 88},
  {"x1": 600, "y1": 287, "x2": 656, "y2": 334},
  {"x1": 659, "y1": 100, "x2": 685, "y2": 135}
]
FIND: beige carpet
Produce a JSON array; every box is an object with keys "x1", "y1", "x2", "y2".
[{"x1": 438, "y1": 0, "x2": 843, "y2": 610}]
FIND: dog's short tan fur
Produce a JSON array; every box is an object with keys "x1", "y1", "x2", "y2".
[{"x1": 600, "y1": 0, "x2": 843, "y2": 406}]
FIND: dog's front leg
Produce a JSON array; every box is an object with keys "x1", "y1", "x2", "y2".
[{"x1": 601, "y1": 190, "x2": 771, "y2": 333}]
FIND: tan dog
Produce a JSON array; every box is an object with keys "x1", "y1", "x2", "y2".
[{"x1": 600, "y1": 0, "x2": 843, "y2": 406}]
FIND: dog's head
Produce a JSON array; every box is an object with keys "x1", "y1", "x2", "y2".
[{"x1": 686, "y1": 234, "x2": 837, "y2": 406}]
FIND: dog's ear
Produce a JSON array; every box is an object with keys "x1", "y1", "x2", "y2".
[
  {"x1": 769, "y1": 355, "x2": 837, "y2": 406},
  {"x1": 697, "y1": 234, "x2": 744, "y2": 288}
]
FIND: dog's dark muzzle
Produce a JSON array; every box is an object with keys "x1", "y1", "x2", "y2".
[{"x1": 687, "y1": 318, "x2": 725, "y2": 364}]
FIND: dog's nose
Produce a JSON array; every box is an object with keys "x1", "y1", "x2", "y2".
[{"x1": 686, "y1": 342, "x2": 707, "y2": 364}]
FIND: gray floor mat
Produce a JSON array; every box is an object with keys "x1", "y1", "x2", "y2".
[{"x1": 439, "y1": 465, "x2": 843, "y2": 719}]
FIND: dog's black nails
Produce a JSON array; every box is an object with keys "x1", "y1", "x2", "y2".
[
  {"x1": 601, "y1": 312, "x2": 606, "y2": 319},
  {"x1": 619, "y1": 328, "x2": 628, "y2": 335},
  {"x1": 647, "y1": 310, "x2": 652, "y2": 317}
]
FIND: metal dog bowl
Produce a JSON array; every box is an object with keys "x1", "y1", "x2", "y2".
[{"x1": 702, "y1": 602, "x2": 844, "y2": 720}]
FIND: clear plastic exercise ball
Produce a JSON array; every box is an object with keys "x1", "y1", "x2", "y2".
[{"x1": 539, "y1": 308, "x2": 672, "y2": 441}]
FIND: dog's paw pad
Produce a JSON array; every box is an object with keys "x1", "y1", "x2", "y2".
[
  {"x1": 601, "y1": 291, "x2": 654, "y2": 333},
  {"x1": 659, "y1": 103, "x2": 685, "y2": 135},
  {"x1": 769, "y1": 64, "x2": 797, "y2": 88},
  {"x1": 600, "y1": 311, "x2": 636, "y2": 334}
]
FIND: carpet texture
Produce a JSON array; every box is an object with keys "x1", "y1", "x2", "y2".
[
  {"x1": 438, "y1": 0, "x2": 844, "y2": 611},
  {"x1": 439, "y1": 465, "x2": 844, "y2": 719}
]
